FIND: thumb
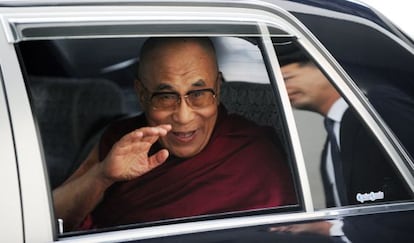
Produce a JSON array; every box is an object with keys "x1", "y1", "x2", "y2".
[{"x1": 148, "y1": 149, "x2": 169, "y2": 168}]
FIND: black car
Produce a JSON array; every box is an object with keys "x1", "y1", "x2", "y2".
[{"x1": 0, "y1": 0, "x2": 413, "y2": 242}]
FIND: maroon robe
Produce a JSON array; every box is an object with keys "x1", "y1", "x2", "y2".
[{"x1": 90, "y1": 106, "x2": 296, "y2": 228}]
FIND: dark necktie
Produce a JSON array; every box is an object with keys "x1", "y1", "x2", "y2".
[{"x1": 324, "y1": 117, "x2": 348, "y2": 205}]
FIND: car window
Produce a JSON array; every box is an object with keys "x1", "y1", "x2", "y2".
[
  {"x1": 274, "y1": 40, "x2": 413, "y2": 208},
  {"x1": 292, "y1": 10, "x2": 414, "y2": 162},
  {"x1": 4, "y1": 2, "x2": 413, "y2": 242},
  {"x1": 17, "y1": 35, "x2": 303, "y2": 237}
]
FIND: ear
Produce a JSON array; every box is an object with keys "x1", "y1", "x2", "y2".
[
  {"x1": 134, "y1": 79, "x2": 148, "y2": 109},
  {"x1": 215, "y1": 71, "x2": 223, "y2": 103}
]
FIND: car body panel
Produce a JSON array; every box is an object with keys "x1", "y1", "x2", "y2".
[
  {"x1": 0, "y1": 18, "x2": 55, "y2": 242},
  {"x1": 0, "y1": 63, "x2": 24, "y2": 243}
]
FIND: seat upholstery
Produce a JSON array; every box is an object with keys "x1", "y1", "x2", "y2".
[
  {"x1": 220, "y1": 81, "x2": 290, "y2": 172},
  {"x1": 220, "y1": 81, "x2": 282, "y2": 134},
  {"x1": 29, "y1": 76, "x2": 126, "y2": 188}
]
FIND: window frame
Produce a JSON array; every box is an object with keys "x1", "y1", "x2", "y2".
[
  {"x1": 0, "y1": 67, "x2": 24, "y2": 242},
  {"x1": 266, "y1": 21, "x2": 414, "y2": 190},
  {"x1": 1, "y1": 1, "x2": 413, "y2": 242}
]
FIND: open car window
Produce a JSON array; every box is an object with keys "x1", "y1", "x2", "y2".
[
  {"x1": 273, "y1": 39, "x2": 414, "y2": 208},
  {"x1": 17, "y1": 34, "x2": 305, "y2": 237}
]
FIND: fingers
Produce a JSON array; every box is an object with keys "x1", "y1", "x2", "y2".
[
  {"x1": 117, "y1": 124, "x2": 171, "y2": 148},
  {"x1": 269, "y1": 222, "x2": 332, "y2": 236},
  {"x1": 101, "y1": 124, "x2": 172, "y2": 182},
  {"x1": 136, "y1": 124, "x2": 171, "y2": 140},
  {"x1": 139, "y1": 125, "x2": 171, "y2": 144},
  {"x1": 108, "y1": 124, "x2": 171, "y2": 162},
  {"x1": 268, "y1": 225, "x2": 300, "y2": 234},
  {"x1": 148, "y1": 149, "x2": 169, "y2": 168},
  {"x1": 268, "y1": 225, "x2": 290, "y2": 232}
]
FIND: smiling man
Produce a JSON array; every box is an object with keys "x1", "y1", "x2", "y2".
[
  {"x1": 53, "y1": 37, "x2": 296, "y2": 231},
  {"x1": 136, "y1": 37, "x2": 220, "y2": 158}
]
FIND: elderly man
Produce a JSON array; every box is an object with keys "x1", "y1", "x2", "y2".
[{"x1": 53, "y1": 37, "x2": 296, "y2": 231}]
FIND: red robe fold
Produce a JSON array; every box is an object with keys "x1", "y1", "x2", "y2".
[{"x1": 90, "y1": 106, "x2": 296, "y2": 228}]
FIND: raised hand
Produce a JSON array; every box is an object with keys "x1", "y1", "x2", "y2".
[{"x1": 100, "y1": 124, "x2": 172, "y2": 182}]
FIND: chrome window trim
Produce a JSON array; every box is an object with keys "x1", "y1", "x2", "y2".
[
  {"x1": 13, "y1": 21, "x2": 268, "y2": 40},
  {"x1": 258, "y1": 23, "x2": 314, "y2": 213},
  {"x1": 60, "y1": 202, "x2": 414, "y2": 242},
  {"x1": 1, "y1": 5, "x2": 295, "y2": 43},
  {"x1": 0, "y1": 67, "x2": 24, "y2": 242},
  {"x1": 0, "y1": 21, "x2": 54, "y2": 242},
  {"x1": 1, "y1": 0, "x2": 413, "y2": 51}
]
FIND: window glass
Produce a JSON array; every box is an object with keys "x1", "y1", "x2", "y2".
[
  {"x1": 293, "y1": 12, "x2": 414, "y2": 163},
  {"x1": 274, "y1": 40, "x2": 413, "y2": 208},
  {"x1": 17, "y1": 36, "x2": 300, "y2": 235}
]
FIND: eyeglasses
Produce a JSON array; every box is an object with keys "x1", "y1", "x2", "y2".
[{"x1": 148, "y1": 88, "x2": 217, "y2": 110}]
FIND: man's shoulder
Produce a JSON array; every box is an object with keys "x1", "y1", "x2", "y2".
[
  {"x1": 216, "y1": 113, "x2": 282, "y2": 148},
  {"x1": 221, "y1": 113, "x2": 274, "y2": 136}
]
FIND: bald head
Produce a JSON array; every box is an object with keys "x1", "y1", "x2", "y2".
[
  {"x1": 135, "y1": 37, "x2": 221, "y2": 158},
  {"x1": 138, "y1": 37, "x2": 218, "y2": 80}
]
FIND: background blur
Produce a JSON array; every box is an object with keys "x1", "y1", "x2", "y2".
[{"x1": 357, "y1": 0, "x2": 414, "y2": 39}]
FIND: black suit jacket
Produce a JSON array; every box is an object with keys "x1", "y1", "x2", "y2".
[
  {"x1": 322, "y1": 86, "x2": 413, "y2": 207},
  {"x1": 339, "y1": 109, "x2": 409, "y2": 205}
]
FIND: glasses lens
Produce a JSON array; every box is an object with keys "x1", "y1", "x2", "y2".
[
  {"x1": 187, "y1": 89, "x2": 215, "y2": 108},
  {"x1": 150, "y1": 89, "x2": 216, "y2": 110},
  {"x1": 151, "y1": 93, "x2": 179, "y2": 109}
]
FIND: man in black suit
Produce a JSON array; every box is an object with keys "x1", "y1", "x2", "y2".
[
  {"x1": 281, "y1": 61, "x2": 410, "y2": 207},
  {"x1": 275, "y1": 60, "x2": 413, "y2": 242}
]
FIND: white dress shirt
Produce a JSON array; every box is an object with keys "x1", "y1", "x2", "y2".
[
  {"x1": 325, "y1": 98, "x2": 351, "y2": 242},
  {"x1": 325, "y1": 98, "x2": 349, "y2": 206}
]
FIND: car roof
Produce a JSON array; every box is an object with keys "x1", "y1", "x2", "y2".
[{"x1": 6, "y1": 0, "x2": 413, "y2": 80}]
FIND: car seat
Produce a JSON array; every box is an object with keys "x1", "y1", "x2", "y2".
[
  {"x1": 220, "y1": 81, "x2": 283, "y2": 136},
  {"x1": 28, "y1": 76, "x2": 126, "y2": 188}
]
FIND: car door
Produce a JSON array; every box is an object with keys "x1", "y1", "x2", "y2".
[
  {"x1": 0, "y1": 63, "x2": 24, "y2": 242},
  {"x1": 0, "y1": 1, "x2": 413, "y2": 242}
]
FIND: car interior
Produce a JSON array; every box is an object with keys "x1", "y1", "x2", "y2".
[
  {"x1": 15, "y1": 32, "x2": 414, "y2": 236},
  {"x1": 17, "y1": 36, "x2": 290, "y2": 193}
]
